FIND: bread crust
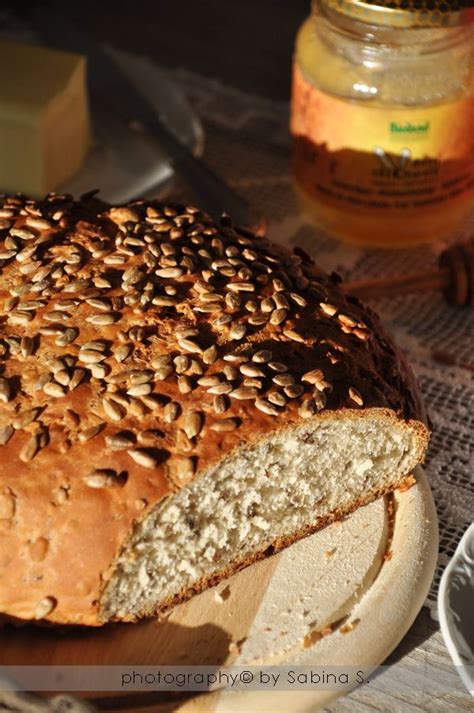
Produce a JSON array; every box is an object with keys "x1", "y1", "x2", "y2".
[{"x1": 0, "y1": 194, "x2": 428, "y2": 625}]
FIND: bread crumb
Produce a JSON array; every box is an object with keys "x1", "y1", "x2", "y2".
[
  {"x1": 228, "y1": 637, "x2": 246, "y2": 655},
  {"x1": 214, "y1": 584, "x2": 231, "y2": 603},
  {"x1": 325, "y1": 548, "x2": 336, "y2": 557},
  {"x1": 340, "y1": 618, "x2": 360, "y2": 634},
  {"x1": 384, "y1": 550, "x2": 393, "y2": 561},
  {"x1": 397, "y1": 475, "x2": 416, "y2": 492}
]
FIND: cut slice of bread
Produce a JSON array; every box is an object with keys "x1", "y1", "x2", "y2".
[{"x1": 103, "y1": 410, "x2": 426, "y2": 622}]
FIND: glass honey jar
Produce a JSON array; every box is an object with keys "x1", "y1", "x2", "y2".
[{"x1": 291, "y1": 0, "x2": 474, "y2": 247}]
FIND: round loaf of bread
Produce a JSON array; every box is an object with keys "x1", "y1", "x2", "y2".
[{"x1": 0, "y1": 193, "x2": 428, "y2": 626}]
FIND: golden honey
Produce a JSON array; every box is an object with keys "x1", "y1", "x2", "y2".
[{"x1": 291, "y1": 0, "x2": 474, "y2": 247}]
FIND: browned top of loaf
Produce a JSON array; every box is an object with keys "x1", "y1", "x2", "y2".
[{"x1": 0, "y1": 193, "x2": 424, "y2": 625}]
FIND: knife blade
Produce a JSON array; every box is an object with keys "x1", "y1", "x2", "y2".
[{"x1": 26, "y1": 3, "x2": 264, "y2": 231}]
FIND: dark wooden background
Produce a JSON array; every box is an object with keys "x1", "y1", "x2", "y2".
[{"x1": 64, "y1": 0, "x2": 309, "y2": 101}]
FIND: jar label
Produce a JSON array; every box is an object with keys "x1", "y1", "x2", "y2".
[{"x1": 291, "y1": 64, "x2": 474, "y2": 214}]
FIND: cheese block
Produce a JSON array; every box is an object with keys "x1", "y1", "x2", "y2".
[{"x1": 0, "y1": 40, "x2": 91, "y2": 196}]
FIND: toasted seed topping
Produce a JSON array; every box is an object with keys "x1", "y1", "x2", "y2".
[
  {"x1": 213, "y1": 395, "x2": 228, "y2": 413},
  {"x1": 270, "y1": 308, "x2": 287, "y2": 326},
  {"x1": 155, "y1": 365, "x2": 174, "y2": 381},
  {"x1": 202, "y1": 344, "x2": 218, "y2": 365},
  {"x1": 313, "y1": 390, "x2": 328, "y2": 410},
  {"x1": 83, "y1": 469, "x2": 125, "y2": 488},
  {"x1": 207, "y1": 382, "x2": 233, "y2": 395},
  {"x1": 55, "y1": 328, "x2": 79, "y2": 347},
  {"x1": 230, "y1": 387, "x2": 259, "y2": 400},
  {"x1": 13, "y1": 408, "x2": 42, "y2": 430},
  {"x1": 103, "y1": 398, "x2": 125, "y2": 421},
  {"x1": 106, "y1": 433, "x2": 136, "y2": 450},
  {"x1": 348, "y1": 387, "x2": 364, "y2": 406},
  {"x1": 289, "y1": 292, "x2": 307, "y2": 307},
  {"x1": 86, "y1": 297, "x2": 112, "y2": 311},
  {"x1": 184, "y1": 411, "x2": 204, "y2": 439},
  {"x1": 178, "y1": 338, "x2": 202, "y2": 354},
  {"x1": 127, "y1": 383, "x2": 152, "y2": 397},
  {"x1": 81, "y1": 341, "x2": 107, "y2": 352},
  {"x1": 43, "y1": 382, "x2": 67, "y2": 398},
  {"x1": 155, "y1": 267, "x2": 184, "y2": 279},
  {"x1": 240, "y1": 364, "x2": 265, "y2": 378},
  {"x1": 255, "y1": 398, "x2": 280, "y2": 416},
  {"x1": 198, "y1": 375, "x2": 222, "y2": 387},
  {"x1": 283, "y1": 329, "x2": 305, "y2": 343},
  {"x1": 210, "y1": 417, "x2": 240, "y2": 432},
  {"x1": 284, "y1": 384, "x2": 304, "y2": 399},
  {"x1": 268, "y1": 361, "x2": 287, "y2": 373},
  {"x1": 223, "y1": 365, "x2": 237, "y2": 381},
  {"x1": 114, "y1": 343, "x2": 133, "y2": 363},
  {"x1": 302, "y1": 369, "x2": 325, "y2": 385},
  {"x1": 0, "y1": 423, "x2": 13, "y2": 447},
  {"x1": 178, "y1": 375, "x2": 193, "y2": 394},
  {"x1": 169, "y1": 455, "x2": 196, "y2": 485},
  {"x1": 252, "y1": 349, "x2": 272, "y2": 363},
  {"x1": 230, "y1": 323, "x2": 247, "y2": 340},
  {"x1": 78, "y1": 423, "x2": 105, "y2": 442},
  {"x1": 267, "y1": 390, "x2": 287, "y2": 407},
  {"x1": 9, "y1": 310, "x2": 33, "y2": 325},
  {"x1": 151, "y1": 354, "x2": 172, "y2": 369},
  {"x1": 320, "y1": 302, "x2": 337, "y2": 317},
  {"x1": 78, "y1": 350, "x2": 106, "y2": 364},
  {"x1": 86, "y1": 313, "x2": 117, "y2": 326},
  {"x1": 128, "y1": 449, "x2": 158, "y2": 468},
  {"x1": 20, "y1": 336, "x2": 36, "y2": 357},
  {"x1": 34, "y1": 596, "x2": 57, "y2": 620},
  {"x1": 0, "y1": 378, "x2": 12, "y2": 403},
  {"x1": 137, "y1": 430, "x2": 163, "y2": 446},
  {"x1": 174, "y1": 355, "x2": 190, "y2": 373},
  {"x1": 227, "y1": 281, "x2": 255, "y2": 292},
  {"x1": 299, "y1": 399, "x2": 316, "y2": 418},
  {"x1": 163, "y1": 401, "x2": 180, "y2": 422},
  {"x1": 20, "y1": 434, "x2": 40, "y2": 462},
  {"x1": 69, "y1": 369, "x2": 86, "y2": 391},
  {"x1": 338, "y1": 314, "x2": 357, "y2": 328},
  {"x1": 273, "y1": 374, "x2": 295, "y2": 387}
]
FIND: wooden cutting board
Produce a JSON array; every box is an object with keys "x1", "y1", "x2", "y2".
[{"x1": 0, "y1": 467, "x2": 438, "y2": 712}]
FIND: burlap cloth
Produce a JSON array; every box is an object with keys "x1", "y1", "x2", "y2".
[{"x1": 0, "y1": 27, "x2": 472, "y2": 713}]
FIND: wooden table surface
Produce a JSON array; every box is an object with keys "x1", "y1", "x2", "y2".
[{"x1": 7, "y1": 1, "x2": 472, "y2": 711}]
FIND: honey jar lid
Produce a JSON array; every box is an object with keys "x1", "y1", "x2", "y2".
[{"x1": 319, "y1": 0, "x2": 474, "y2": 28}]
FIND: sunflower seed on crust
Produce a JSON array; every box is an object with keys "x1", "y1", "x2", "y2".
[
  {"x1": 78, "y1": 423, "x2": 105, "y2": 442},
  {"x1": 34, "y1": 596, "x2": 57, "y2": 620},
  {"x1": 128, "y1": 449, "x2": 158, "y2": 468},
  {"x1": 230, "y1": 387, "x2": 258, "y2": 400},
  {"x1": 83, "y1": 470, "x2": 125, "y2": 488},
  {"x1": 255, "y1": 398, "x2": 279, "y2": 416},
  {"x1": 184, "y1": 411, "x2": 204, "y2": 439},
  {"x1": 168, "y1": 456, "x2": 196, "y2": 486},
  {"x1": 0, "y1": 425, "x2": 14, "y2": 445},
  {"x1": 0, "y1": 378, "x2": 12, "y2": 403},
  {"x1": 348, "y1": 387, "x2": 364, "y2": 406},
  {"x1": 102, "y1": 398, "x2": 125, "y2": 421},
  {"x1": 210, "y1": 418, "x2": 240, "y2": 432}
]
